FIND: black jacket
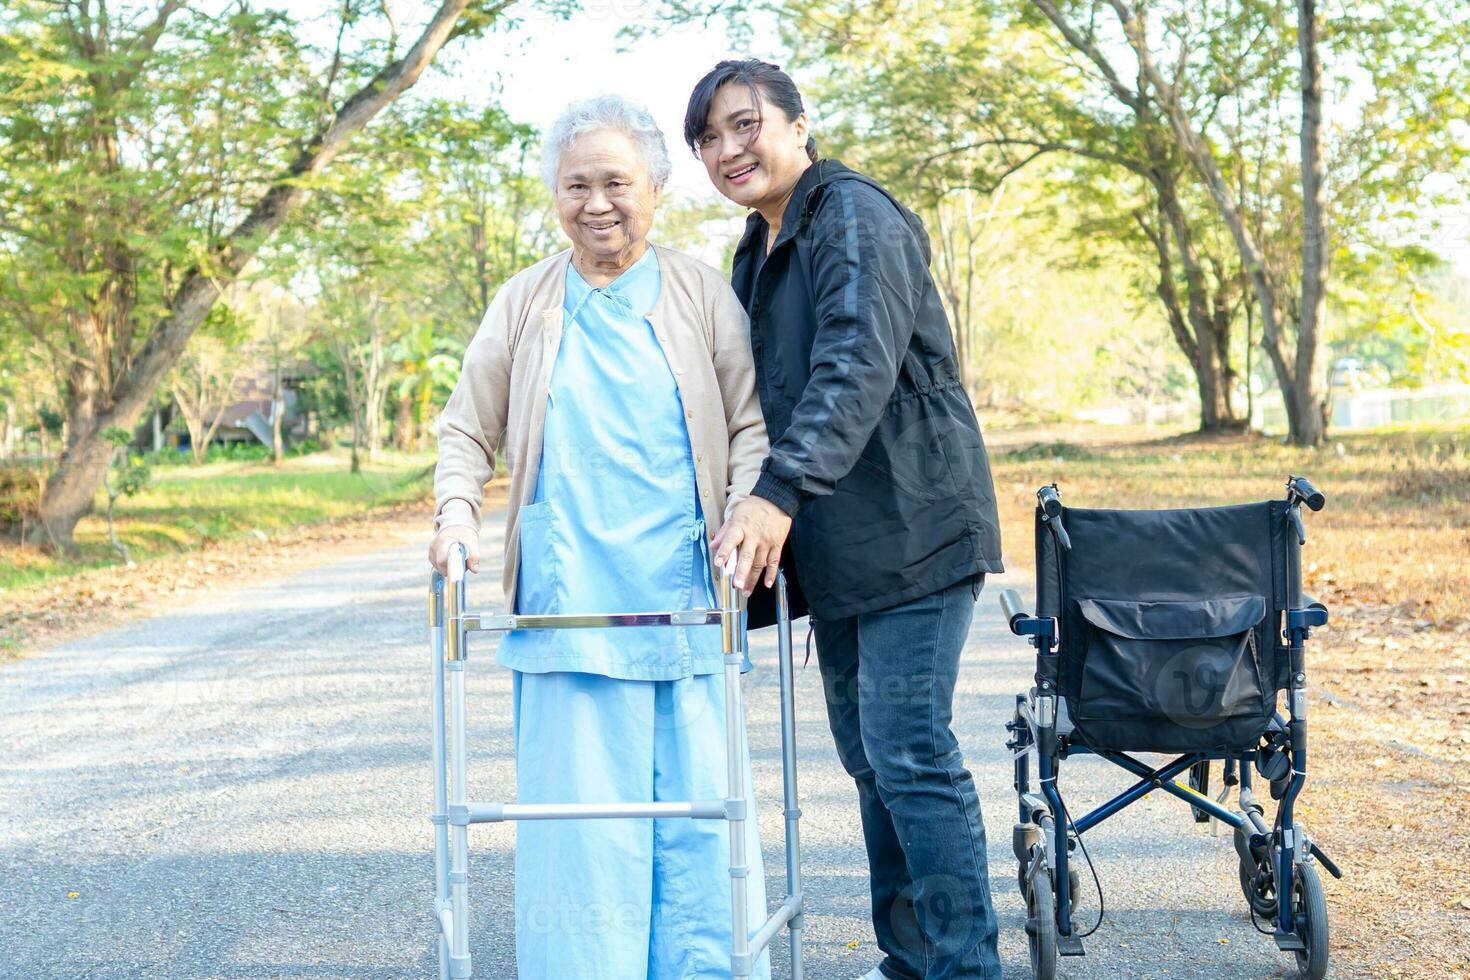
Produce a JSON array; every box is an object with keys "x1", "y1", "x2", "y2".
[{"x1": 734, "y1": 159, "x2": 1003, "y2": 621}]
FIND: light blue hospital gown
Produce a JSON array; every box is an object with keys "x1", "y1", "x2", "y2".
[{"x1": 500, "y1": 249, "x2": 770, "y2": 979}]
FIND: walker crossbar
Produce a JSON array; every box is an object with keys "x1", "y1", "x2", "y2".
[
  {"x1": 428, "y1": 543, "x2": 806, "y2": 980},
  {"x1": 462, "y1": 610, "x2": 729, "y2": 632},
  {"x1": 452, "y1": 800, "x2": 732, "y2": 823}
]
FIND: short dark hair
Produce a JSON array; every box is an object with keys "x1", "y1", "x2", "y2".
[{"x1": 683, "y1": 58, "x2": 819, "y2": 162}]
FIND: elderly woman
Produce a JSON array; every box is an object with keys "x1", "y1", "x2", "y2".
[{"x1": 427, "y1": 96, "x2": 772, "y2": 979}]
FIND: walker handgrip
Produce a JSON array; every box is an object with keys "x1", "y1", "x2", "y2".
[
  {"x1": 447, "y1": 542, "x2": 467, "y2": 584},
  {"x1": 719, "y1": 547, "x2": 740, "y2": 582},
  {"x1": 999, "y1": 589, "x2": 1026, "y2": 633}
]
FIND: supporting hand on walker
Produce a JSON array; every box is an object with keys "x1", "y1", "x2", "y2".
[
  {"x1": 713, "y1": 496, "x2": 792, "y2": 595},
  {"x1": 429, "y1": 526, "x2": 481, "y2": 576}
]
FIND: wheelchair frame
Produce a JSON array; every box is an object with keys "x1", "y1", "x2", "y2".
[
  {"x1": 427, "y1": 544, "x2": 806, "y2": 979},
  {"x1": 999, "y1": 476, "x2": 1340, "y2": 979}
]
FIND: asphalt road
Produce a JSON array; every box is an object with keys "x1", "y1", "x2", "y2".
[{"x1": 1, "y1": 514, "x2": 1302, "y2": 978}]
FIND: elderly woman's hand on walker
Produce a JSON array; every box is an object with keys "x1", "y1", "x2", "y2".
[
  {"x1": 428, "y1": 525, "x2": 480, "y2": 576},
  {"x1": 714, "y1": 496, "x2": 791, "y2": 595}
]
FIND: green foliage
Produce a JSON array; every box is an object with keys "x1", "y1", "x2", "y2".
[
  {"x1": 0, "y1": 462, "x2": 41, "y2": 529},
  {"x1": 660, "y1": 0, "x2": 1470, "y2": 421},
  {"x1": 0, "y1": 0, "x2": 515, "y2": 543},
  {"x1": 0, "y1": 3, "x2": 324, "y2": 361},
  {"x1": 102, "y1": 426, "x2": 150, "y2": 498}
]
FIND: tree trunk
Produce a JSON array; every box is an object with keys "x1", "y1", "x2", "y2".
[
  {"x1": 1108, "y1": 0, "x2": 1324, "y2": 444},
  {"x1": 29, "y1": 0, "x2": 482, "y2": 549},
  {"x1": 23, "y1": 412, "x2": 112, "y2": 552},
  {"x1": 350, "y1": 405, "x2": 363, "y2": 475},
  {"x1": 272, "y1": 353, "x2": 285, "y2": 466},
  {"x1": 1158, "y1": 185, "x2": 1239, "y2": 431},
  {"x1": 394, "y1": 388, "x2": 415, "y2": 451},
  {"x1": 1137, "y1": 199, "x2": 1237, "y2": 432},
  {"x1": 1293, "y1": 0, "x2": 1329, "y2": 445},
  {"x1": 416, "y1": 374, "x2": 436, "y2": 451}
]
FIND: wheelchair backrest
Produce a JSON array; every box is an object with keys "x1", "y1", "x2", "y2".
[{"x1": 1036, "y1": 499, "x2": 1296, "y2": 707}]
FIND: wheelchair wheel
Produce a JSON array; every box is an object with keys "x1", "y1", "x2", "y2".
[
  {"x1": 1235, "y1": 824, "x2": 1277, "y2": 918},
  {"x1": 1020, "y1": 859, "x2": 1078, "y2": 906},
  {"x1": 1239, "y1": 854, "x2": 1278, "y2": 918},
  {"x1": 1187, "y1": 761, "x2": 1211, "y2": 823},
  {"x1": 1291, "y1": 863, "x2": 1329, "y2": 980},
  {"x1": 1025, "y1": 866, "x2": 1058, "y2": 980}
]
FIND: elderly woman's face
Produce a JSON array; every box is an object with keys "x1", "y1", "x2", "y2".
[{"x1": 554, "y1": 129, "x2": 661, "y2": 264}]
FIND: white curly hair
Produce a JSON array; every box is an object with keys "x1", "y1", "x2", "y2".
[{"x1": 539, "y1": 94, "x2": 672, "y2": 191}]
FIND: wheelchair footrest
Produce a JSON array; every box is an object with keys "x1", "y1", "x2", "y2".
[
  {"x1": 1057, "y1": 932, "x2": 1086, "y2": 957},
  {"x1": 1273, "y1": 930, "x2": 1306, "y2": 952}
]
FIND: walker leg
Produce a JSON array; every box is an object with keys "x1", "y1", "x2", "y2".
[
  {"x1": 721, "y1": 569, "x2": 752, "y2": 978},
  {"x1": 776, "y1": 574, "x2": 805, "y2": 980},
  {"x1": 430, "y1": 572, "x2": 452, "y2": 980},
  {"x1": 446, "y1": 554, "x2": 473, "y2": 978}
]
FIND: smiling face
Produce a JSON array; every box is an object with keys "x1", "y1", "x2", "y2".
[
  {"x1": 554, "y1": 128, "x2": 661, "y2": 270},
  {"x1": 695, "y1": 81, "x2": 810, "y2": 216}
]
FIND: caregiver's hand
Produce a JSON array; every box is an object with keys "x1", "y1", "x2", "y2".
[
  {"x1": 429, "y1": 526, "x2": 481, "y2": 576},
  {"x1": 713, "y1": 497, "x2": 792, "y2": 595}
]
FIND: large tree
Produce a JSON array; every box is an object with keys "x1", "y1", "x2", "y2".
[
  {"x1": 659, "y1": 0, "x2": 1469, "y2": 443},
  {"x1": 0, "y1": 0, "x2": 511, "y2": 551},
  {"x1": 786, "y1": 3, "x2": 1256, "y2": 428}
]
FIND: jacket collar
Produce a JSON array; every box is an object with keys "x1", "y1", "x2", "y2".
[{"x1": 736, "y1": 158, "x2": 856, "y2": 262}]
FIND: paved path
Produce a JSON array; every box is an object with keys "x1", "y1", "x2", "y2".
[{"x1": 1, "y1": 515, "x2": 1298, "y2": 978}]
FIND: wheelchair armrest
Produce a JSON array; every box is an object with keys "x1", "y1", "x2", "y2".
[
  {"x1": 999, "y1": 589, "x2": 1058, "y2": 644},
  {"x1": 999, "y1": 589, "x2": 1027, "y2": 632}
]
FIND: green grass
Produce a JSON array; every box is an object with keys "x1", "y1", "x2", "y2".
[{"x1": 0, "y1": 448, "x2": 435, "y2": 591}]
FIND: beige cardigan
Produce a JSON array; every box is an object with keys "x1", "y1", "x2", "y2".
[{"x1": 433, "y1": 243, "x2": 770, "y2": 604}]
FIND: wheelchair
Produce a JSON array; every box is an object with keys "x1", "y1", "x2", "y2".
[{"x1": 999, "y1": 476, "x2": 1341, "y2": 979}]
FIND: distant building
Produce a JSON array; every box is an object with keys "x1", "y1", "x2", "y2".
[{"x1": 138, "y1": 361, "x2": 317, "y2": 453}]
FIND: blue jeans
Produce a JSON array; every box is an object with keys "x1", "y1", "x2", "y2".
[{"x1": 812, "y1": 575, "x2": 1002, "y2": 980}]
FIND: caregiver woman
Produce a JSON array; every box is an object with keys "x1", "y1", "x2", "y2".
[
  {"x1": 428, "y1": 95, "x2": 771, "y2": 980},
  {"x1": 687, "y1": 61, "x2": 1006, "y2": 980}
]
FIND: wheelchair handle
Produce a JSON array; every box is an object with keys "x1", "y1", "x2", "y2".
[
  {"x1": 1038, "y1": 484, "x2": 1064, "y2": 520},
  {"x1": 1037, "y1": 484, "x2": 1072, "y2": 551},
  {"x1": 1287, "y1": 475, "x2": 1325, "y2": 512}
]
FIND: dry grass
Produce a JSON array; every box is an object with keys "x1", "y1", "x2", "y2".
[{"x1": 986, "y1": 422, "x2": 1470, "y2": 977}]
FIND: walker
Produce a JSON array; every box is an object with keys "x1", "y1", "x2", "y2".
[{"x1": 427, "y1": 543, "x2": 806, "y2": 978}]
